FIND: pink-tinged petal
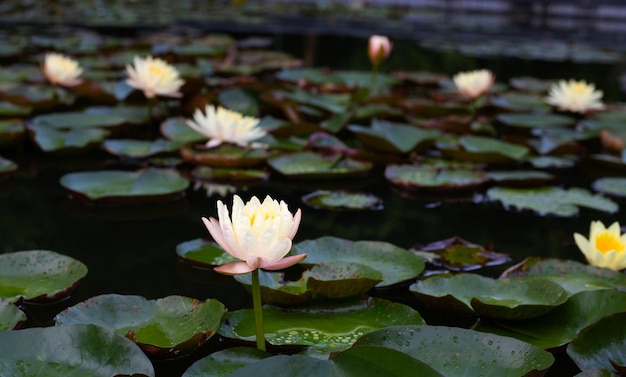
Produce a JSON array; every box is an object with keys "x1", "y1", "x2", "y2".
[
  {"x1": 202, "y1": 217, "x2": 234, "y2": 255},
  {"x1": 214, "y1": 261, "x2": 257, "y2": 275},
  {"x1": 246, "y1": 255, "x2": 262, "y2": 269},
  {"x1": 263, "y1": 254, "x2": 307, "y2": 271},
  {"x1": 205, "y1": 139, "x2": 222, "y2": 148},
  {"x1": 288, "y1": 208, "x2": 302, "y2": 239},
  {"x1": 217, "y1": 200, "x2": 245, "y2": 259}
]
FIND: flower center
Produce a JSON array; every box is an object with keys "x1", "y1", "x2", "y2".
[
  {"x1": 595, "y1": 232, "x2": 624, "y2": 254},
  {"x1": 148, "y1": 64, "x2": 168, "y2": 78}
]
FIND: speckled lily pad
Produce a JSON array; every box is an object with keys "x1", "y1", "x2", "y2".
[
  {"x1": 301, "y1": 190, "x2": 383, "y2": 211},
  {"x1": 267, "y1": 152, "x2": 372, "y2": 179}
]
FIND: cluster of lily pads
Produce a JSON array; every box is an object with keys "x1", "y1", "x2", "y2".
[{"x1": 1, "y1": 27, "x2": 626, "y2": 377}]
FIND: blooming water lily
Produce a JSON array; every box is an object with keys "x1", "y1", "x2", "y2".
[
  {"x1": 42, "y1": 52, "x2": 83, "y2": 87},
  {"x1": 452, "y1": 69, "x2": 495, "y2": 99},
  {"x1": 186, "y1": 104, "x2": 266, "y2": 148},
  {"x1": 574, "y1": 220, "x2": 626, "y2": 271},
  {"x1": 125, "y1": 55, "x2": 184, "y2": 99},
  {"x1": 545, "y1": 79, "x2": 604, "y2": 113}
]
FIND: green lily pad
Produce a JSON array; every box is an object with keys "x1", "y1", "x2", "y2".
[
  {"x1": 567, "y1": 312, "x2": 626, "y2": 373},
  {"x1": 180, "y1": 144, "x2": 273, "y2": 168},
  {"x1": 526, "y1": 155, "x2": 577, "y2": 169},
  {"x1": 412, "y1": 236, "x2": 511, "y2": 271},
  {"x1": 527, "y1": 127, "x2": 595, "y2": 155},
  {"x1": 592, "y1": 177, "x2": 626, "y2": 197},
  {"x1": 55, "y1": 294, "x2": 226, "y2": 359},
  {"x1": 292, "y1": 236, "x2": 425, "y2": 288},
  {"x1": 176, "y1": 238, "x2": 238, "y2": 268},
  {"x1": 500, "y1": 258, "x2": 626, "y2": 295},
  {"x1": 0, "y1": 324, "x2": 154, "y2": 376},
  {"x1": 182, "y1": 347, "x2": 271, "y2": 377},
  {"x1": 487, "y1": 186, "x2": 619, "y2": 216},
  {"x1": 267, "y1": 152, "x2": 372, "y2": 179},
  {"x1": 410, "y1": 273, "x2": 568, "y2": 320},
  {"x1": 211, "y1": 345, "x2": 443, "y2": 377},
  {"x1": 0, "y1": 299, "x2": 25, "y2": 331},
  {"x1": 441, "y1": 135, "x2": 530, "y2": 163},
  {"x1": 356, "y1": 325, "x2": 554, "y2": 376},
  {"x1": 487, "y1": 170, "x2": 556, "y2": 186},
  {"x1": 27, "y1": 124, "x2": 110, "y2": 152},
  {"x1": 496, "y1": 113, "x2": 576, "y2": 129},
  {"x1": 476, "y1": 289, "x2": 626, "y2": 349},
  {"x1": 234, "y1": 262, "x2": 383, "y2": 305},
  {"x1": 385, "y1": 164, "x2": 488, "y2": 191},
  {"x1": 59, "y1": 168, "x2": 189, "y2": 204},
  {"x1": 301, "y1": 190, "x2": 383, "y2": 211},
  {"x1": 213, "y1": 50, "x2": 302, "y2": 76},
  {"x1": 0, "y1": 156, "x2": 17, "y2": 179},
  {"x1": 191, "y1": 166, "x2": 270, "y2": 182},
  {"x1": 573, "y1": 370, "x2": 622, "y2": 377},
  {"x1": 160, "y1": 117, "x2": 206, "y2": 143},
  {"x1": 347, "y1": 119, "x2": 439, "y2": 154},
  {"x1": 0, "y1": 84, "x2": 75, "y2": 109},
  {"x1": 0, "y1": 120, "x2": 24, "y2": 147},
  {"x1": 489, "y1": 92, "x2": 550, "y2": 112},
  {"x1": 510, "y1": 76, "x2": 552, "y2": 92},
  {"x1": 218, "y1": 297, "x2": 424, "y2": 355},
  {"x1": 30, "y1": 111, "x2": 131, "y2": 129},
  {"x1": 0, "y1": 101, "x2": 31, "y2": 116},
  {"x1": 219, "y1": 87, "x2": 259, "y2": 117},
  {"x1": 0, "y1": 250, "x2": 87, "y2": 303},
  {"x1": 102, "y1": 138, "x2": 182, "y2": 158},
  {"x1": 269, "y1": 89, "x2": 351, "y2": 114}
]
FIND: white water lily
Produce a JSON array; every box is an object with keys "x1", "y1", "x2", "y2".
[
  {"x1": 546, "y1": 79, "x2": 604, "y2": 113},
  {"x1": 125, "y1": 55, "x2": 184, "y2": 99},
  {"x1": 368, "y1": 35, "x2": 392, "y2": 66},
  {"x1": 204, "y1": 195, "x2": 305, "y2": 275},
  {"x1": 186, "y1": 105, "x2": 266, "y2": 148},
  {"x1": 42, "y1": 52, "x2": 83, "y2": 87},
  {"x1": 452, "y1": 69, "x2": 495, "y2": 99},
  {"x1": 574, "y1": 220, "x2": 626, "y2": 271}
]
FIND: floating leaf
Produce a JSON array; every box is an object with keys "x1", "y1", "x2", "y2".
[
  {"x1": 267, "y1": 152, "x2": 372, "y2": 179},
  {"x1": 487, "y1": 186, "x2": 619, "y2": 216},
  {"x1": 476, "y1": 289, "x2": 626, "y2": 349},
  {"x1": 192, "y1": 166, "x2": 269, "y2": 182},
  {"x1": 592, "y1": 177, "x2": 626, "y2": 198},
  {"x1": 0, "y1": 101, "x2": 31, "y2": 116},
  {"x1": 0, "y1": 120, "x2": 24, "y2": 147},
  {"x1": 219, "y1": 87, "x2": 259, "y2": 117},
  {"x1": 30, "y1": 111, "x2": 130, "y2": 129},
  {"x1": 348, "y1": 119, "x2": 439, "y2": 154},
  {"x1": 500, "y1": 258, "x2": 626, "y2": 295},
  {"x1": 59, "y1": 168, "x2": 189, "y2": 204},
  {"x1": 490, "y1": 92, "x2": 550, "y2": 112},
  {"x1": 218, "y1": 297, "x2": 424, "y2": 355},
  {"x1": 292, "y1": 236, "x2": 425, "y2": 288},
  {"x1": 180, "y1": 144, "x2": 273, "y2": 168},
  {"x1": 55, "y1": 294, "x2": 226, "y2": 359},
  {"x1": 356, "y1": 325, "x2": 554, "y2": 376},
  {"x1": 567, "y1": 312, "x2": 626, "y2": 372},
  {"x1": 0, "y1": 156, "x2": 17, "y2": 179},
  {"x1": 103, "y1": 138, "x2": 182, "y2": 158},
  {"x1": 412, "y1": 236, "x2": 510, "y2": 271},
  {"x1": 438, "y1": 135, "x2": 529, "y2": 163},
  {"x1": 0, "y1": 299, "x2": 25, "y2": 331},
  {"x1": 176, "y1": 238, "x2": 238, "y2": 268},
  {"x1": 411, "y1": 273, "x2": 568, "y2": 320},
  {"x1": 487, "y1": 170, "x2": 556, "y2": 186},
  {"x1": 0, "y1": 250, "x2": 87, "y2": 303},
  {"x1": 497, "y1": 113, "x2": 576, "y2": 129},
  {"x1": 160, "y1": 117, "x2": 205, "y2": 143},
  {"x1": 526, "y1": 155, "x2": 577, "y2": 169},
  {"x1": 385, "y1": 164, "x2": 488, "y2": 191},
  {"x1": 0, "y1": 324, "x2": 154, "y2": 376},
  {"x1": 301, "y1": 190, "x2": 383, "y2": 211},
  {"x1": 182, "y1": 347, "x2": 270, "y2": 377},
  {"x1": 27, "y1": 124, "x2": 110, "y2": 152}
]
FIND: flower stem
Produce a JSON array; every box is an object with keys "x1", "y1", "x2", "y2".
[
  {"x1": 251, "y1": 269, "x2": 266, "y2": 351},
  {"x1": 371, "y1": 63, "x2": 379, "y2": 90}
]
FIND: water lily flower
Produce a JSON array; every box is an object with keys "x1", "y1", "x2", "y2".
[
  {"x1": 204, "y1": 195, "x2": 305, "y2": 275},
  {"x1": 574, "y1": 220, "x2": 626, "y2": 271},
  {"x1": 545, "y1": 79, "x2": 604, "y2": 113},
  {"x1": 42, "y1": 52, "x2": 83, "y2": 87},
  {"x1": 186, "y1": 104, "x2": 266, "y2": 148},
  {"x1": 125, "y1": 55, "x2": 184, "y2": 99},
  {"x1": 452, "y1": 69, "x2": 495, "y2": 99},
  {"x1": 368, "y1": 35, "x2": 392, "y2": 66}
]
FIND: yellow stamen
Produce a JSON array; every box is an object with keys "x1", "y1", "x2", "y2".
[{"x1": 595, "y1": 232, "x2": 624, "y2": 254}]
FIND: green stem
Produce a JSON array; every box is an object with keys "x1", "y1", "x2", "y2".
[
  {"x1": 371, "y1": 63, "x2": 379, "y2": 90},
  {"x1": 251, "y1": 269, "x2": 266, "y2": 351}
]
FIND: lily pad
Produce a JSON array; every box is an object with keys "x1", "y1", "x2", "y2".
[
  {"x1": 212, "y1": 345, "x2": 443, "y2": 377},
  {"x1": 292, "y1": 236, "x2": 425, "y2": 288},
  {"x1": 219, "y1": 87, "x2": 259, "y2": 117},
  {"x1": 385, "y1": 164, "x2": 488, "y2": 191},
  {"x1": 347, "y1": 119, "x2": 440, "y2": 154},
  {"x1": 439, "y1": 135, "x2": 530, "y2": 163},
  {"x1": 0, "y1": 250, "x2": 87, "y2": 303},
  {"x1": 476, "y1": 289, "x2": 626, "y2": 349},
  {"x1": 567, "y1": 312, "x2": 626, "y2": 373},
  {"x1": 176, "y1": 238, "x2": 238, "y2": 268},
  {"x1": 55, "y1": 294, "x2": 226, "y2": 359},
  {"x1": 496, "y1": 113, "x2": 576, "y2": 129},
  {"x1": 0, "y1": 101, "x2": 31, "y2": 116},
  {"x1": 526, "y1": 155, "x2": 577, "y2": 169},
  {"x1": 103, "y1": 138, "x2": 182, "y2": 158},
  {"x1": 0, "y1": 120, "x2": 24, "y2": 147},
  {"x1": 411, "y1": 236, "x2": 511, "y2": 271},
  {"x1": 180, "y1": 144, "x2": 273, "y2": 168},
  {"x1": 234, "y1": 262, "x2": 384, "y2": 305},
  {"x1": 182, "y1": 347, "x2": 270, "y2": 377},
  {"x1": 487, "y1": 186, "x2": 619, "y2": 216},
  {"x1": 410, "y1": 273, "x2": 568, "y2": 320},
  {"x1": 267, "y1": 152, "x2": 372, "y2": 179},
  {"x1": 192, "y1": 166, "x2": 269, "y2": 182},
  {"x1": 59, "y1": 168, "x2": 189, "y2": 204},
  {"x1": 487, "y1": 170, "x2": 556, "y2": 186},
  {"x1": 301, "y1": 190, "x2": 383, "y2": 211},
  {"x1": 0, "y1": 156, "x2": 17, "y2": 179},
  {"x1": 160, "y1": 117, "x2": 206, "y2": 143},
  {"x1": 0, "y1": 299, "x2": 25, "y2": 331},
  {"x1": 489, "y1": 92, "x2": 550, "y2": 112},
  {"x1": 218, "y1": 297, "x2": 424, "y2": 355},
  {"x1": 592, "y1": 177, "x2": 626, "y2": 198},
  {"x1": 0, "y1": 324, "x2": 154, "y2": 376},
  {"x1": 27, "y1": 124, "x2": 110, "y2": 152},
  {"x1": 30, "y1": 111, "x2": 131, "y2": 130},
  {"x1": 500, "y1": 258, "x2": 626, "y2": 295},
  {"x1": 356, "y1": 325, "x2": 554, "y2": 377}
]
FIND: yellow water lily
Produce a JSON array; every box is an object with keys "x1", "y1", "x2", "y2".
[
  {"x1": 574, "y1": 220, "x2": 626, "y2": 271},
  {"x1": 125, "y1": 55, "x2": 184, "y2": 99},
  {"x1": 545, "y1": 79, "x2": 604, "y2": 113},
  {"x1": 186, "y1": 104, "x2": 266, "y2": 148},
  {"x1": 42, "y1": 52, "x2": 83, "y2": 87},
  {"x1": 452, "y1": 69, "x2": 494, "y2": 99},
  {"x1": 203, "y1": 195, "x2": 305, "y2": 275}
]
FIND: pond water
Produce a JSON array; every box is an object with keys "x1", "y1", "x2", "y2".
[{"x1": 1, "y1": 17, "x2": 626, "y2": 377}]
